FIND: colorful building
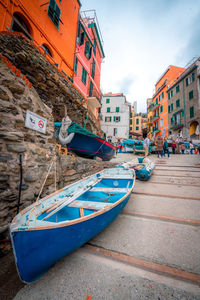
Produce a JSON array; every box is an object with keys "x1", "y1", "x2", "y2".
[
  {"x1": 0, "y1": 0, "x2": 80, "y2": 80},
  {"x1": 150, "y1": 65, "x2": 185, "y2": 138},
  {"x1": 167, "y1": 58, "x2": 200, "y2": 141},
  {"x1": 101, "y1": 93, "x2": 130, "y2": 143},
  {"x1": 73, "y1": 10, "x2": 105, "y2": 122},
  {"x1": 146, "y1": 98, "x2": 153, "y2": 139}
]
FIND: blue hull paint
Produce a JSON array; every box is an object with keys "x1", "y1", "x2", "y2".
[
  {"x1": 67, "y1": 133, "x2": 116, "y2": 161},
  {"x1": 11, "y1": 195, "x2": 130, "y2": 283}
]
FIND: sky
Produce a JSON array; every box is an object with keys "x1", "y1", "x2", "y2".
[{"x1": 80, "y1": 0, "x2": 200, "y2": 113}]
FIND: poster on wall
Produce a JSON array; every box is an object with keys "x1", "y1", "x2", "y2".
[{"x1": 25, "y1": 110, "x2": 47, "y2": 134}]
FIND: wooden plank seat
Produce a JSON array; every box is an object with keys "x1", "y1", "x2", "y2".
[
  {"x1": 69, "y1": 200, "x2": 112, "y2": 210},
  {"x1": 91, "y1": 187, "x2": 129, "y2": 193}
]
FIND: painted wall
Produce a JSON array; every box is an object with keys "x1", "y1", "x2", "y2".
[
  {"x1": 152, "y1": 65, "x2": 185, "y2": 137},
  {"x1": 73, "y1": 16, "x2": 104, "y2": 119},
  {"x1": 101, "y1": 94, "x2": 130, "y2": 143},
  {"x1": 0, "y1": 0, "x2": 80, "y2": 78}
]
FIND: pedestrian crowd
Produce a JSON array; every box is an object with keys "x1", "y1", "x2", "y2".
[{"x1": 142, "y1": 135, "x2": 200, "y2": 158}]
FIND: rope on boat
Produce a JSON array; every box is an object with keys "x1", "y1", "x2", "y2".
[{"x1": 26, "y1": 146, "x2": 57, "y2": 225}]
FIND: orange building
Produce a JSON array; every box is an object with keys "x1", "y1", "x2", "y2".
[
  {"x1": 151, "y1": 65, "x2": 185, "y2": 138},
  {"x1": 0, "y1": 0, "x2": 80, "y2": 79}
]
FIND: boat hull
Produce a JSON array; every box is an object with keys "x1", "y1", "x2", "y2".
[
  {"x1": 67, "y1": 133, "x2": 116, "y2": 161},
  {"x1": 10, "y1": 194, "x2": 130, "y2": 283}
]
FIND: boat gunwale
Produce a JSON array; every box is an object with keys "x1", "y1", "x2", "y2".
[{"x1": 11, "y1": 169, "x2": 135, "y2": 232}]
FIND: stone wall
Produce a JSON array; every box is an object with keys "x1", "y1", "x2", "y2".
[{"x1": 0, "y1": 57, "x2": 115, "y2": 248}]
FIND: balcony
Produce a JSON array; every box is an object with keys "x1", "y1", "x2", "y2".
[
  {"x1": 152, "y1": 103, "x2": 160, "y2": 112},
  {"x1": 152, "y1": 115, "x2": 160, "y2": 123},
  {"x1": 87, "y1": 86, "x2": 101, "y2": 109},
  {"x1": 170, "y1": 123, "x2": 184, "y2": 130}
]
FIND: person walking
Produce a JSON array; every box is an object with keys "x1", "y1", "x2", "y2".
[
  {"x1": 156, "y1": 135, "x2": 163, "y2": 158},
  {"x1": 143, "y1": 135, "x2": 150, "y2": 157},
  {"x1": 171, "y1": 141, "x2": 176, "y2": 154},
  {"x1": 189, "y1": 141, "x2": 194, "y2": 154},
  {"x1": 163, "y1": 138, "x2": 170, "y2": 158},
  {"x1": 180, "y1": 143, "x2": 185, "y2": 154}
]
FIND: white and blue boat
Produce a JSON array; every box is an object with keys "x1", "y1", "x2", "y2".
[
  {"x1": 122, "y1": 158, "x2": 155, "y2": 181},
  {"x1": 10, "y1": 168, "x2": 135, "y2": 283}
]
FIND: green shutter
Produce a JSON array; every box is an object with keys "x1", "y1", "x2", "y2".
[
  {"x1": 119, "y1": 116, "x2": 121, "y2": 122},
  {"x1": 81, "y1": 67, "x2": 87, "y2": 85},
  {"x1": 168, "y1": 105, "x2": 170, "y2": 113},
  {"x1": 176, "y1": 85, "x2": 180, "y2": 93},
  {"x1": 114, "y1": 116, "x2": 116, "y2": 122},
  {"x1": 190, "y1": 106, "x2": 194, "y2": 118},
  {"x1": 192, "y1": 72, "x2": 195, "y2": 82},
  {"x1": 91, "y1": 59, "x2": 95, "y2": 79},
  {"x1": 186, "y1": 78, "x2": 188, "y2": 86},
  {"x1": 106, "y1": 98, "x2": 110, "y2": 103},
  {"x1": 107, "y1": 107, "x2": 110, "y2": 112},
  {"x1": 116, "y1": 107, "x2": 119, "y2": 112},
  {"x1": 74, "y1": 56, "x2": 78, "y2": 74},
  {"x1": 189, "y1": 90, "x2": 193, "y2": 100},
  {"x1": 171, "y1": 103, "x2": 173, "y2": 111}
]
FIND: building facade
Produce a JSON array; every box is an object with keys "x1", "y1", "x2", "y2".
[
  {"x1": 101, "y1": 93, "x2": 130, "y2": 143},
  {"x1": 146, "y1": 98, "x2": 153, "y2": 139},
  {"x1": 167, "y1": 58, "x2": 200, "y2": 141},
  {"x1": 0, "y1": 0, "x2": 80, "y2": 79},
  {"x1": 150, "y1": 65, "x2": 185, "y2": 138},
  {"x1": 73, "y1": 10, "x2": 105, "y2": 122}
]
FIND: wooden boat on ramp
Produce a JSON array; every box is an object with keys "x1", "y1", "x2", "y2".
[
  {"x1": 10, "y1": 167, "x2": 135, "y2": 283},
  {"x1": 121, "y1": 157, "x2": 155, "y2": 181}
]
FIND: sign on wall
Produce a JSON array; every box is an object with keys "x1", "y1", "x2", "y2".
[{"x1": 25, "y1": 110, "x2": 47, "y2": 134}]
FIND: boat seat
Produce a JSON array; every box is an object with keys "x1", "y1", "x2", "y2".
[
  {"x1": 69, "y1": 200, "x2": 112, "y2": 210},
  {"x1": 90, "y1": 187, "x2": 129, "y2": 193}
]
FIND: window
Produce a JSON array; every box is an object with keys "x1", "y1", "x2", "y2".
[
  {"x1": 171, "y1": 103, "x2": 173, "y2": 112},
  {"x1": 136, "y1": 118, "x2": 139, "y2": 124},
  {"x1": 11, "y1": 13, "x2": 33, "y2": 40},
  {"x1": 107, "y1": 107, "x2": 110, "y2": 113},
  {"x1": 136, "y1": 126, "x2": 139, "y2": 130},
  {"x1": 42, "y1": 44, "x2": 52, "y2": 57},
  {"x1": 168, "y1": 105, "x2": 170, "y2": 113},
  {"x1": 84, "y1": 40, "x2": 92, "y2": 59},
  {"x1": 189, "y1": 90, "x2": 194, "y2": 100},
  {"x1": 192, "y1": 72, "x2": 195, "y2": 82},
  {"x1": 80, "y1": 31, "x2": 85, "y2": 45},
  {"x1": 171, "y1": 90, "x2": 173, "y2": 97},
  {"x1": 91, "y1": 59, "x2": 95, "y2": 79},
  {"x1": 168, "y1": 92, "x2": 170, "y2": 100},
  {"x1": 93, "y1": 39, "x2": 96, "y2": 56},
  {"x1": 160, "y1": 118, "x2": 163, "y2": 127},
  {"x1": 89, "y1": 81, "x2": 93, "y2": 97},
  {"x1": 116, "y1": 107, "x2": 119, "y2": 112},
  {"x1": 176, "y1": 99, "x2": 180, "y2": 108},
  {"x1": 114, "y1": 128, "x2": 117, "y2": 136},
  {"x1": 114, "y1": 116, "x2": 120, "y2": 122},
  {"x1": 48, "y1": 0, "x2": 61, "y2": 29},
  {"x1": 74, "y1": 56, "x2": 78, "y2": 74},
  {"x1": 186, "y1": 77, "x2": 189, "y2": 86},
  {"x1": 105, "y1": 117, "x2": 112, "y2": 122},
  {"x1": 106, "y1": 98, "x2": 110, "y2": 103},
  {"x1": 190, "y1": 106, "x2": 194, "y2": 118},
  {"x1": 160, "y1": 105, "x2": 163, "y2": 113},
  {"x1": 81, "y1": 67, "x2": 87, "y2": 85},
  {"x1": 156, "y1": 98, "x2": 158, "y2": 104},
  {"x1": 176, "y1": 85, "x2": 180, "y2": 93}
]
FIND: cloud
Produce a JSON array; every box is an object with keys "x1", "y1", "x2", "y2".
[{"x1": 117, "y1": 75, "x2": 136, "y2": 95}]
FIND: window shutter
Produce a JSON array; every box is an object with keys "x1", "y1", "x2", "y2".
[
  {"x1": 119, "y1": 116, "x2": 121, "y2": 122},
  {"x1": 114, "y1": 116, "x2": 116, "y2": 122}
]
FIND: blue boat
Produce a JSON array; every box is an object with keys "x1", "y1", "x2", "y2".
[
  {"x1": 122, "y1": 158, "x2": 155, "y2": 181},
  {"x1": 10, "y1": 168, "x2": 135, "y2": 283},
  {"x1": 55, "y1": 121, "x2": 116, "y2": 161}
]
